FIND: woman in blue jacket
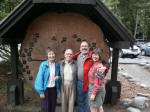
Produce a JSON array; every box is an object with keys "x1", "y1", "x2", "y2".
[{"x1": 35, "y1": 48, "x2": 61, "y2": 112}]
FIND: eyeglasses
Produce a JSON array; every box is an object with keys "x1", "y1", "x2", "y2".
[
  {"x1": 66, "y1": 53, "x2": 73, "y2": 56},
  {"x1": 80, "y1": 45, "x2": 88, "y2": 47}
]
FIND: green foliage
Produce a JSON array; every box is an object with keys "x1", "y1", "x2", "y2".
[
  {"x1": 0, "y1": 10, "x2": 8, "y2": 20},
  {"x1": 24, "y1": 82, "x2": 30, "y2": 89},
  {"x1": 102, "y1": 0, "x2": 150, "y2": 40},
  {"x1": 0, "y1": 60, "x2": 11, "y2": 72},
  {"x1": 0, "y1": 0, "x2": 22, "y2": 21},
  {"x1": 0, "y1": 82, "x2": 6, "y2": 93},
  {"x1": 0, "y1": 61, "x2": 11, "y2": 93}
]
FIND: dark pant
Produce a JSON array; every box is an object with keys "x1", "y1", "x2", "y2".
[{"x1": 40, "y1": 87, "x2": 57, "y2": 112}]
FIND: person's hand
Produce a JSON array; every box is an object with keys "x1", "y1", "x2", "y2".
[
  {"x1": 55, "y1": 76, "x2": 59, "y2": 80},
  {"x1": 90, "y1": 95, "x2": 95, "y2": 101},
  {"x1": 40, "y1": 94, "x2": 45, "y2": 99},
  {"x1": 98, "y1": 64, "x2": 106, "y2": 73}
]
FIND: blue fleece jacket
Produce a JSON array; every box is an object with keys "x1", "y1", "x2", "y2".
[{"x1": 34, "y1": 60, "x2": 61, "y2": 95}]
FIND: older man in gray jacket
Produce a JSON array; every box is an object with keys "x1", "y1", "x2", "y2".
[{"x1": 60, "y1": 49, "x2": 77, "y2": 112}]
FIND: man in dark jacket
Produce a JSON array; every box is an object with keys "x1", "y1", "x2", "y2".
[{"x1": 60, "y1": 49, "x2": 77, "y2": 112}]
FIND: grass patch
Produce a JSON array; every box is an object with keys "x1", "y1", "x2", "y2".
[
  {"x1": 0, "y1": 80, "x2": 7, "y2": 93},
  {"x1": 24, "y1": 82, "x2": 30, "y2": 89},
  {"x1": 0, "y1": 61, "x2": 11, "y2": 94},
  {"x1": 0, "y1": 61, "x2": 11, "y2": 74}
]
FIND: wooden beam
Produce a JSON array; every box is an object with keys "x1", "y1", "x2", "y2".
[
  {"x1": 0, "y1": 38, "x2": 2, "y2": 44},
  {"x1": 109, "y1": 41, "x2": 131, "y2": 49},
  {"x1": 10, "y1": 43, "x2": 19, "y2": 79},
  {"x1": 32, "y1": 0, "x2": 96, "y2": 5}
]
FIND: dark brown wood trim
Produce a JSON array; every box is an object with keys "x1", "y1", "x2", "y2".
[
  {"x1": 32, "y1": 0, "x2": 96, "y2": 4},
  {"x1": 0, "y1": 1, "x2": 34, "y2": 38},
  {"x1": 0, "y1": 0, "x2": 32, "y2": 30},
  {"x1": 0, "y1": 0, "x2": 135, "y2": 45},
  {"x1": 10, "y1": 43, "x2": 19, "y2": 79},
  {"x1": 109, "y1": 41, "x2": 131, "y2": 49}
]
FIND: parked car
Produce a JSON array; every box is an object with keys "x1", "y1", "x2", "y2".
[
  {"x1": 135, "y1": 39, "x2": 145, "y2": 47},
  {"x1": 140, "y1": 42, "x2": 150, "y2": 56},
  {"x1": 119, "y1": 45, "x2": 141, "y2": 58}
]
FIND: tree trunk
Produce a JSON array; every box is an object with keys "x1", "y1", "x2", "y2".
[
  {"x1": 119, "y1": 0, "x2": 123, "y2": 16},
  {"x1": 133, "y1": 12, "x2": 139, "y2": 39}
]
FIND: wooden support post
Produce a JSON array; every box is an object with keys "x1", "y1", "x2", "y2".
[
  {"x1": 104, "y1": 48, "x2": 121, "y2": 105},
  {"x1": 111, "y1": 48, "x2": 119, "y2": 81},
  {"x1": 7, "y1": 43, "x2": 24, "y2": 105},
  {"x1": 10, "y1": 43, "x2": 18, "y2": 79}
]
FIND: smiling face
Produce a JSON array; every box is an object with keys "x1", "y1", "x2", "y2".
[
  {"x1": 92, "y1": 53, "x2": 100, "y2": 62},
  {"x1": 80, "y1": 41, "x2": 89, "y2": 55},
  {"x1": 48, "y1": 51, "x2": 55, "y2": 62},
  {"x1": 64, "y1": 49, "x2": 73, "y2": 62}
]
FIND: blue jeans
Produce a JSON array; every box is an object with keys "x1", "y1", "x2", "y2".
[{"x1": 77, "y1": 80, "x2": 91, "y2": 112}]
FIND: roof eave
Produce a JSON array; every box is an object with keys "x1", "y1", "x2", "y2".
[
  {"x1": 0, "y1": 0, "x2": 135, "y2": 46},
  {"x1": 32, "y1": 0, "x2": 96, "y2": 5}
]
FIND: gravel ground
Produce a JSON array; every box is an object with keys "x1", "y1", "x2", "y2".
[{"x1": 104, "y1": 65, "x2": 150, "y2": 112}]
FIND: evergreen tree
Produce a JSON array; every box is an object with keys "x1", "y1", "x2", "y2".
[{"x1": 102, "y1": 0, "x2": 150, "y2": 40}]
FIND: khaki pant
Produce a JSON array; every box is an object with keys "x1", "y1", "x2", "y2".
[{"x1": 62, "y1": 82, "x2": 76, "y2": 112}]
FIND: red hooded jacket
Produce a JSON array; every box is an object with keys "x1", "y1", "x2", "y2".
[{"x1": 73, "y1": 50, "x2": 93, "y2": 92}]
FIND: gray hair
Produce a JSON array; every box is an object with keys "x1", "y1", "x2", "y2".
[{"x1": 64, "y1": 49, "x2": 73, "y2": 54}]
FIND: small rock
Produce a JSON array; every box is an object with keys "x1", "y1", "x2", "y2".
[
  {"x1": 120, "y1": 98, "x2": 132, "y2": 108},
  {"x1": 125, "y1": 75, "x2": 133, "y2": 79},
  {"x1": 140, "y1": 84, "x2": 148, "y2": 88},
  {"x1": 136, "y1": 82, "x2": 141, "y2": 85},
  {"x1": 131, "y1": 96, "x2": 148, "y2": 109},
  {"x1": 146, "y1": 64, "x2": 150, "y2": 66},
  {"x1": 118, "y1": 71, "x2": 123, "y2": 75},
  {"x1": 145, "y1": 102, "x2": 149, "y2": 108},
  {"x1": 126, "y1": 107, "x2": 141, "y2": 112},
  {"x1": 138, "y1": 62, "x2": 146, "y2": 66},
  {"x1": 128, "y1": 79, "x2": 136, "y2": 83},
  {"x1": 120, "y1": 72, "x2": 129, "y2": 77},
  {"x1": 144, "y1": 64, "x2": 150, "y2": 69},
  {"x1": 137, "y1": 93, "x2": 150, "y2": 98},
  {"x1": 118, "y1": 67, "x2": 122, "y2": 71}
]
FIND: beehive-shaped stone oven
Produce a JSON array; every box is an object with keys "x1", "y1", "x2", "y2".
[{"x1": 21, "y1": 12, "x2": 110, "y2": 87}]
